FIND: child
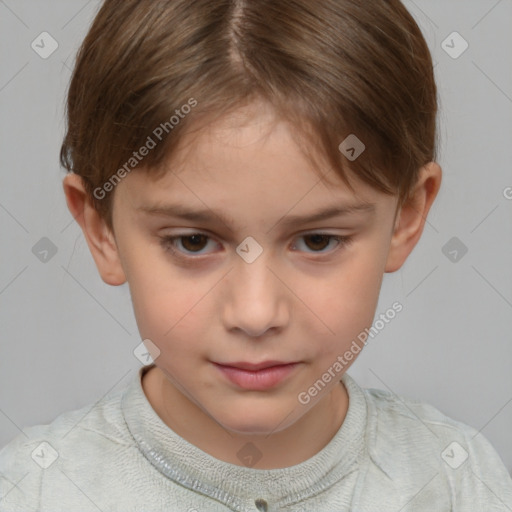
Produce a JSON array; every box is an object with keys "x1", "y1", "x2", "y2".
[{"x1": 1, "y1": 0, "x2": 511, "y2": 510}]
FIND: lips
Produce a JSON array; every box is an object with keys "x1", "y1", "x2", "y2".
[
  {"x1": 213, "y1": 361, "x2": 299, "y2": 390},
  {"x1": 215, "y1": 360, "x2": 295, "y2": 371}
]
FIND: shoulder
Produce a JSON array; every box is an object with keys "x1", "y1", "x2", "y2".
[
  {"x1": 361, "y1": 384, "x2": 512, "y2": 510},
  {"x1": 0, "y1": 386, "x2": 133, "y2": 511}
]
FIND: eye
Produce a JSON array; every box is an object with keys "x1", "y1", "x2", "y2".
[
  {"x1": 160, "y1": 232, "x2": 351, "y2": 259},
  {"x1": 160, "y1": 233, "x2": 217, "y2": 256},
  {"x1": 291, "y1": 233, "x2": 351, "y2": 254}
]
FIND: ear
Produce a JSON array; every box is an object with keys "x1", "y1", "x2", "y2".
[
  {"x1": 385, "y1": 162, "x2": 442, "y2": 273},
  {"x1": 62, "y1": 173, "x2": 127, "y2": 285}
]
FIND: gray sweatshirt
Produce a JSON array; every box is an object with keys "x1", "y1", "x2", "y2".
[{"x1": 1, "y1": 364, "x2": 511, "y2": 511}]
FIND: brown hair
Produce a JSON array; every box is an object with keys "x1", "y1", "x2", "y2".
[{"x1": 60, "y1": 0, "x2": 439, "y2": 232}]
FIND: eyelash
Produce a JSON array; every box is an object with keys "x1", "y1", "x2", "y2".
[{"x1": 159, "y1": 232, "x2": 352, "y2": 261}]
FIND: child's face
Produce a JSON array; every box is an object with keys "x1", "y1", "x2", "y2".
[{"x1": 110, "y1": 102, "x2": 400, "y2": 434}]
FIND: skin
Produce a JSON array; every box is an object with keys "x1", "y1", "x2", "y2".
[{"x1": 63, "y1": 100, "x2": 441, "y2": 469}]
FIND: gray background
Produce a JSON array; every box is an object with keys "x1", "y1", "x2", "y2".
[{"x1": 1, "y1": 0, "x2": 511, "y2": 476}]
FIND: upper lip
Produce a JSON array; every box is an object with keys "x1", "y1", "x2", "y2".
[{"x1": 214, "y1": 360, "x2": 297, "y2": 371}]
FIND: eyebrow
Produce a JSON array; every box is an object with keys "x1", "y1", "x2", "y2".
[{"x1": 137, "y1": 201, "x2": 375, "y2": 230}]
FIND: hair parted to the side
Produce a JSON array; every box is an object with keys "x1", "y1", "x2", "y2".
[{"x1": 60, "y1": 0, "x2": 439, "y2": 232}]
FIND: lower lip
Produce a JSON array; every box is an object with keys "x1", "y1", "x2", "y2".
[{"x1": 214, "y1": 363, "x2": 298, "y2": 390}]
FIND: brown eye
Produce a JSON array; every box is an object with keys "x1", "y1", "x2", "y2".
[
  {"x1": 180, "y1": 234, "x2": 209, "y2": 252},
  {"x1": 160, "y1": 233, "x2": 216, "y2": 256},
  {"x1": 292, "y1": 233, "x2": 351, "y2": 255},
  {"x1": 303, "y1": 234, "x2": 332, "y2": 252},
  {"x1": 160, "y1": 232, "x2": 351, "y2": 261}
]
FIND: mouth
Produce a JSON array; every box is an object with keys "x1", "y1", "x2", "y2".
[
  {"x1": 215, "y1": 360, "x2": 297, "y2": 371},
  {"x1": 212, "y1": 361, "x2": 300, "y2": 390}
]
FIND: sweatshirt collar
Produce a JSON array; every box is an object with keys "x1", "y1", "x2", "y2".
[{"x1": 122, "y1": 363, "x2": 367, "y2": 510}]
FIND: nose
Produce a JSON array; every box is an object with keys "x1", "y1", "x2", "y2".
[{"x1": 222, "y1": 253, "x2": 289, "y2": 338}]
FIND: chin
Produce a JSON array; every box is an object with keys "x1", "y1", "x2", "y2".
[
  {"x1": 224, "y1": 423, "x2": 281, "y2": 436},
  {"x1": 216, "y1": 409, "x2": 298, "y2": 436}
]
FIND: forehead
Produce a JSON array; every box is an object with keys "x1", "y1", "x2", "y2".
[
  {"x1": 116, "y1": 103, "x2": 395, "y2": 228},
  {"x1": 135, "y1": 108, "x2": 340, "y2": 187}
]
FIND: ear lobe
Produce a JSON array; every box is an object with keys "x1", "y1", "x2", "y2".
[
  {"x1": 62, "y1": 173, "x2": 127, "y2": 286},
  {"x1": 385, "y1": 162, "x2": 442, "y2": 273}
]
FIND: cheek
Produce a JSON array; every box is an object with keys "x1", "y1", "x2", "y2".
[
  {"x1": 298, "y1": 247, "x2": 386, "y2": 347},
  {"x1": 130, "y1": 281, "x2": 190, "y2": 339},
  {"x1": 130, "y1": 287, "x2": 203, "y2": 373},
  {"x1": 126, "y1": 257, "x2": 215, "y2": 351},
  {"x1": 123, "y1": 225, "x2": 390, "y2": 360},
  {"x1": 120, "y1": 249, "x2": 173, "y2": 336}
]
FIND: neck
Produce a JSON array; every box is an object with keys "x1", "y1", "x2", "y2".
[{"x1": 142, "y1": 365, "x2": 349, "y2": 469}]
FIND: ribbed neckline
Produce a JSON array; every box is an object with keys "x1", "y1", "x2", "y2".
[{"x1": 122, "y1": 364, "x2": 368, "y2": 509}]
